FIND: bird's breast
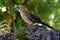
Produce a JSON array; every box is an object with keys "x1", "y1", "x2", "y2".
[{"x1": 20, "y1": 12, "x2": 33, "y2": 24}]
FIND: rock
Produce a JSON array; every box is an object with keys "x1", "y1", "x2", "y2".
[{"x1": 24, "y1": 25, "x2": 60, "y2": 40}]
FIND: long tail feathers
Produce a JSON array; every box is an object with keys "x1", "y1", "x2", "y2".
[{"x1": 41, "y1": 22, "x2": 54, "y2": 29}]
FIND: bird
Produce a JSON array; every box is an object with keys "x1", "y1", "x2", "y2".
[{"x1": 17, "y1": 5, "x2": 54, "y2": 29}]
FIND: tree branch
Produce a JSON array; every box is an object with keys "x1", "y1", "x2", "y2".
[{"x1": 22, "y1": 0, "x2": 28, "y2": 6}]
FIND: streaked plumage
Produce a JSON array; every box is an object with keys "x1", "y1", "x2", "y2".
[{"x1": 17, "y1": 5, "x2": 54, "y2": 29}]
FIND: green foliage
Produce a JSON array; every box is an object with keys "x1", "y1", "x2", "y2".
[
  {"x1": 0, "y1": 0, "x2": 60, "y2": 40},
  {"x1": 0, "y1": 0, "x2": 60, "y2": 31}
]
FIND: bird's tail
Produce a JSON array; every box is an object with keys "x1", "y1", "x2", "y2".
[{"x1": 41, "y1": 22, "x2": 54, "y2": 29}]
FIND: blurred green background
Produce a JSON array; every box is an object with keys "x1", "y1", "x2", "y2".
[
  {"x1": 0, "y1": 0, "x2": 60, "y2": 31},
  {"x1": 0, "y1": 0, "x2": 60, "y2": 40}
]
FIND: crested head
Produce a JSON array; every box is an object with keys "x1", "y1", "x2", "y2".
[{"x1": 17, "y1": 5, "x2": 28, "y2": 12}]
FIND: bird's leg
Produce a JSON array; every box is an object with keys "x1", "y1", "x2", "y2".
[
  {"x1": 29, "y1": 22, "x2": 35, "y2": 27},
  {"x1": 26, "y1": 23, "x2": 34, "y2": 29},
  {"x1": 29, "y1": 24, "x2": 33, "y2": 27},
  {"x1": 25, "y1": 23, "x2": 33, "y2": 32}
]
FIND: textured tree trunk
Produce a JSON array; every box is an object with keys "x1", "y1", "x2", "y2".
[
  {"x1": 5, "y1": 12, "x2": 12, "y2": 27},
  {"x1": 4, "y1": 12, "x2": 12, "y2": 33}
]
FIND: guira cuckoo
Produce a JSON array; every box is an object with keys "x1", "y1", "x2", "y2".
[{"x1": 17, "y1": 5, "x2": 54, "y2": 29}]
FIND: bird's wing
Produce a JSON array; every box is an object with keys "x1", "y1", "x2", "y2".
[
  {"x1": 25, "y1": 12, "x2": 54, "y2": 29},
  {"x1": 26, "y1": 12, "x2": 42, "y2": 23}
]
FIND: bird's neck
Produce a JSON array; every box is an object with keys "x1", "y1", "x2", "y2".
[{"x1": 19, "y1": 9, "x2": 29, "y2": 15}]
